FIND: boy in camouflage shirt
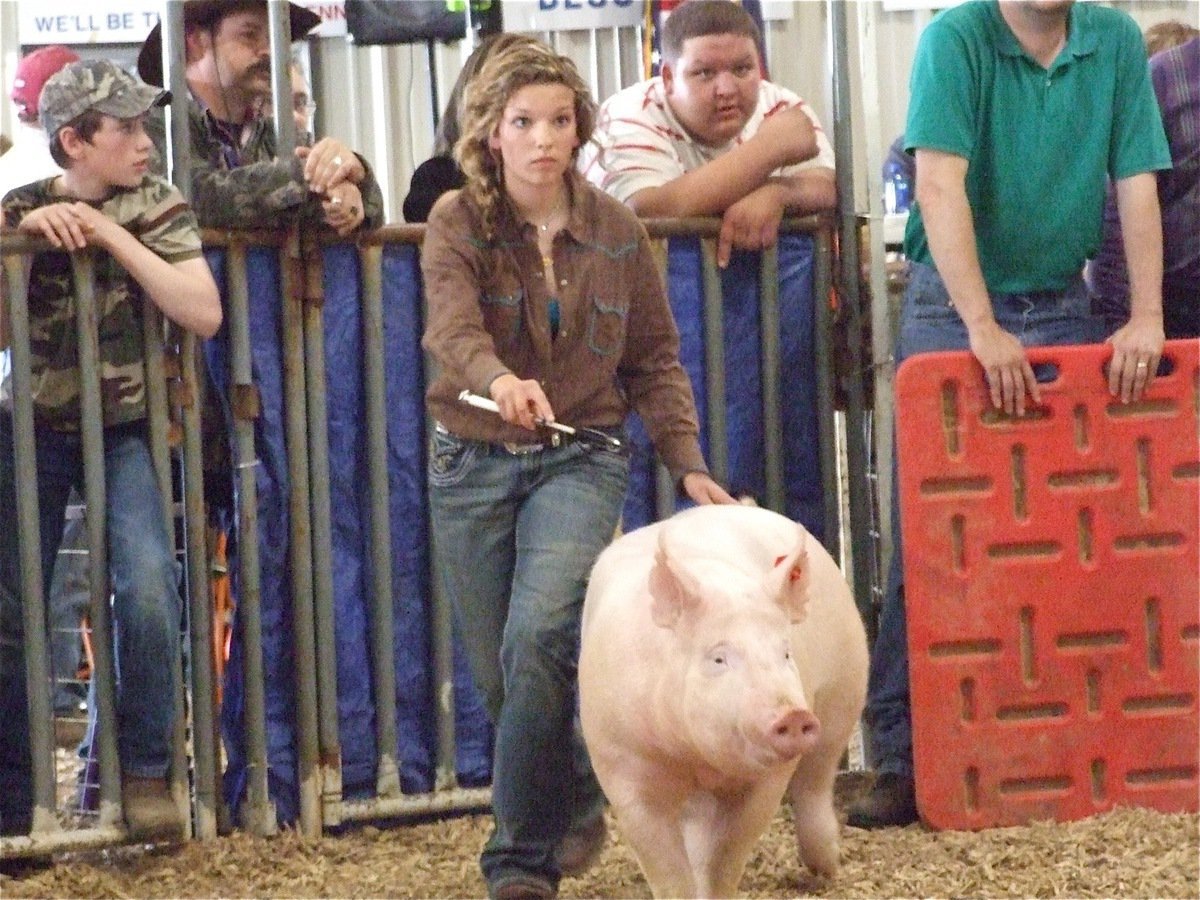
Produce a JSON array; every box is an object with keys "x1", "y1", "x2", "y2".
[{"x1": 0, "y1": 59, "x2": 221, "y2": 841}]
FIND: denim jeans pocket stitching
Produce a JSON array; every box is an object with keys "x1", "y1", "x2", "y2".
[{"x1": 428, "y1": 430, "x2": 479, "y2": 487}]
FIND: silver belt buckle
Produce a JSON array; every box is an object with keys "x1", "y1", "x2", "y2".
[
  {"x1": 502, "y1": 432, "x2": 561, "y2": 455},
  {"x1": 502, "y1": 440, "x2": 543, "y2": 455}
]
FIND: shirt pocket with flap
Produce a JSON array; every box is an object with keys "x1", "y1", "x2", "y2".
[{"x1": 586, "y1": 296, "x2": 629, "y2": 357}]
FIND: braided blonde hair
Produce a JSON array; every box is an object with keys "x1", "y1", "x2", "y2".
[{"x1": 454, "y1": 39, "x2": 597, "y2": 241}]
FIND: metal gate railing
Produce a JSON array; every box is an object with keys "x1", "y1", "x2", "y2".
[
  {"x1": 1, "y1": 215, "x2": 843, "y2": 858},
  {"x1": 1, "y1": 232, "x2": 217, "y2": 855}
]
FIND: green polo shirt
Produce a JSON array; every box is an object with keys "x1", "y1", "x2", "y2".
[{"x1": 903, "y1": 0, "x2": 1171, "y2": 294}]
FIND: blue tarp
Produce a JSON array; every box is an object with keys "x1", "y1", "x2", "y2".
[
  {"x1": 212, "y1": 245, "x2": 491, "y2": 824},
  {"x1": 213, "y1": 234, "x2": 820, "y2": 823},
  {"x1": 623, "y1": 235, "x2": 824, "y2": 538}
]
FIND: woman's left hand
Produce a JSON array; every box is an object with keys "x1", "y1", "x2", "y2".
[{"x1": 682, "y1": 472, "x2": 737, "y2": 505}]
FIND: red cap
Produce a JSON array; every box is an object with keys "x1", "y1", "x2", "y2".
[{"x1": 12, "y1": 45, "x2": 80, "y2": 120}]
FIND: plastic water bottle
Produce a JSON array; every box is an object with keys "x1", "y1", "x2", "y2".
[{"x1": 883, "y1": 158, "x2": 912, "y2": 214}]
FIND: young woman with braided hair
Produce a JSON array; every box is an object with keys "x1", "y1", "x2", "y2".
[{"x1": 419, "y1": 38, "x2": 732, "y2": 900}]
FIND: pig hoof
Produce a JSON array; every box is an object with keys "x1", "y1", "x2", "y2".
[
  {"x1": 845, "y1": 773, "x2": 918, "y2": 829},
  {"x1": 491, "y1": 873, "x2": 556, "y2": 900},
  {"x1": 556, "y1": 814, "x2": 607, "y2": 877}
]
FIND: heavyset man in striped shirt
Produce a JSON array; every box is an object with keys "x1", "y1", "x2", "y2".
[{"x1": 580, "y1": 0, "x2": 835, "y2": 269}]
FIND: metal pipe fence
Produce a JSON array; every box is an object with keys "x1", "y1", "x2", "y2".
[
  {"x1": 0, "y1": 215, "x2": 846, "y2": 858},
  {"x1": 0, "y1": 234, "x2": 206, "y2": 853}
]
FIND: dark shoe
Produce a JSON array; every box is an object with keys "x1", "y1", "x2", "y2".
[
  {"x1": 846, "y1": 772, "x2": 918, "y2": 828},
  {"x1": 0, "y1": 810, "x2": 32, "y2": 838},
  {"x1": 0, "y1": 855, "x2": 53, "y2": 878},
  {"x1": 121, "y1": 776, "x2": 185, "y2": 843},
  {"x1": 556, "y1": 813, "x2": 606, "y2": 877},
  {"x1": 491, "y1": 874, "x2": 556, "y2": 900}
]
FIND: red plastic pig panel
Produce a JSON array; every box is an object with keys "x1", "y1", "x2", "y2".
[{"x1": 895, "y1": 339, "x2": 1199, "y2": 830}]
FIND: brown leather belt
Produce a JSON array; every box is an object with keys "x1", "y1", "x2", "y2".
[
  {"x1": 501, "y1": 433, "x2": 562, "y2": 455},
  {"x1": 434, "y1": 421, "x2": 564, "y2": 455}
]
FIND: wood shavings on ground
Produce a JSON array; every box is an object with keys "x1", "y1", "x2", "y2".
[
  {"x1": 2, "y1": 772, "x2": 1200, "y2": 897},
  {"x1": 3, "y1": 776, "x2": 1197, "y2": 898}
]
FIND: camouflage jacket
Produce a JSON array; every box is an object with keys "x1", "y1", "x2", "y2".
[
  {"x1": 2, "y1": 176, "x2": 203, "y2": 431},
  {"x1": 146, "y1": 98, "x2": 385, "y2": 230}
]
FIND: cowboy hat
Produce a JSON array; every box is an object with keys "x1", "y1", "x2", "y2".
[{"x1": 137, "y1": 0, "x2": 321, "y2": 87}]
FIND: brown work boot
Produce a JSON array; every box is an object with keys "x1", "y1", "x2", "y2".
[
  {"x1": 845, "y1": 772, "x2": 919, "y2": 829},
  {"x1": 121, "y1": 775, "x2": 185, "y2": 843},
  {"x1": 555, "y1": 813, "x2": 607, "y2": 877}
]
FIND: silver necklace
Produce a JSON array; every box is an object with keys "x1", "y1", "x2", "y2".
[{"x1": 532, "y1": 198, "x2": 568, "y2": 233}]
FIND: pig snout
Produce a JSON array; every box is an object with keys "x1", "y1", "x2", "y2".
[{"x1": 766, "y1": 708, "x2": 820, "y2": 759}]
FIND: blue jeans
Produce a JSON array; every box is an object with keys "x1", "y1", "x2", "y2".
[
  {"x1": 428, "y1": 427, "x2": 628, "y2": 893},
  {"x1": 865, "y1": 263, "x2": 1104, "y2": 777},
  {"x1": 0, "y1": 416, "x2": 181, "y2": 834},
  {"x1": 49, "y1": 501, "x2": 90, "y2": 713},
  {"x1": 1093, "y1": 280, "x2": 1199, "y2": 341}
]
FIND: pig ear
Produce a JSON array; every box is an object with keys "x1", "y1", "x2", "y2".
[
  {"x1": 648, "y1": 530, "x2": 704, "y2": 629},
  {"x1": 766, "y1": 530, "x2": 810, "y2": 623}
]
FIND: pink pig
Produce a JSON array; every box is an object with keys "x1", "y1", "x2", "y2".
[{"x1": 579, "y1": 504, "x2": 868, "y2": 898}]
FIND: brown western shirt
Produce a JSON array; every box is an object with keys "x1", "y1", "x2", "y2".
[{"x1": 421, "y1": 175, "x2": 707, "y2": 482}]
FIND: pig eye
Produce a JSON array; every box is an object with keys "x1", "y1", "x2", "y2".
[{"x1": 704, "y1": 642, "x2": 734, "y2": 673}]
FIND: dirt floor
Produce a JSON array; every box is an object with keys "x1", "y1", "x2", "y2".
[{"x1": 3, "y1": 772, "x2": 1197, "y2": 899}]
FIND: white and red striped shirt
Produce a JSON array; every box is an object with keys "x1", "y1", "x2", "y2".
[{"x1": 579, "y1": 77, "x2": 835, "y2": 204}]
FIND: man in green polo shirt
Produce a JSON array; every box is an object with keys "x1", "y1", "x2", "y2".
[{"x1": 851, "y1": 0, "x2": 1171, "y2": 829}]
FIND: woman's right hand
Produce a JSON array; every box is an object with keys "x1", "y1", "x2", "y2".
[{"x1": 489, "y1": 373, "x2": 554, "y2": 431}]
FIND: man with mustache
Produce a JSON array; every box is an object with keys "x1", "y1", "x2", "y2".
[
  {"x1": 137, "y1": 0, "x2": 382, "y2": 234},
  {"x1": 125, "y1": 7, "x2": 385, "y2": 810},
  {"x1": 580, "y1": 0, "x2": 835, "y2": 268}
]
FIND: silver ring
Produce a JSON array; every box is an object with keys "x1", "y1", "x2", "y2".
[
  {"x1": 332, "y1": 155, "x2": 344, "y2": 168},
  {"x1": 331, "y1": 196, "x2": 343, "y2": 206},
  {"x1": 1136, "y1": 360, "x2": 1148, "y2": 369}
]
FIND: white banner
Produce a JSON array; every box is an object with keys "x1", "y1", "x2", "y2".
[
  {"x1": 502, "y1": 0, "x2": 645, "y2": 33},
  {"x1": 17, "y1": 0, "x2": 784, "y2": 45},
  {"x1": 19, "y1": 1, "x2": 162, "y2": 44},
  {"x1": 17, "y1": 1, "x2": 348, "y2": 45},
  {"x1": 296, "y1": 0, "x2": 348, "y2": 38}
]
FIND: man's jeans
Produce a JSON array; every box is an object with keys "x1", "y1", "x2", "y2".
[
  {"x1": 0, "y1": 416, "x2": 181, "y2": 833},
  {"x1": 428, "y1": 427, "x2": 628, "y2": 892},
  {"x1": 865, "y1": 263, "x2": 1104, "y2": 777}
]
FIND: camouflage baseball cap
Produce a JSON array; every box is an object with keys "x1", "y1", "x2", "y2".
[{"x1": 39, "y1": 59, "x2": 169, "y2": 139}]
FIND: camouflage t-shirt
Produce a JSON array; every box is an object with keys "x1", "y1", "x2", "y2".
[{"x1": 2, "y1": 174, "x2": 204, "y2": 431}]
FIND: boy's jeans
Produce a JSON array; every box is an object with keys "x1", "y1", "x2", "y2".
[
  {"x1": 865, "y1": 262, "x2": 1104, "y2": 778},
  {"x1": 0, "y1": 415, "x2": 181, "y2": 833},
  {"x1": 427, "y1": 428, "x2": 628, "y2": 891}
]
